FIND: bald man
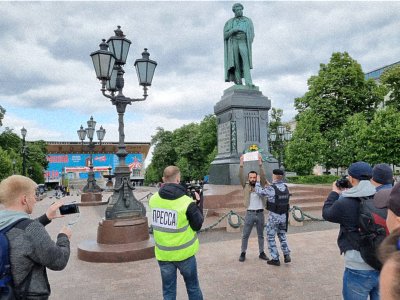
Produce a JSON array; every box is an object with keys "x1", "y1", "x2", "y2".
[{"x1": 149, "y1": 166, "x2": 204, "y2": 300}]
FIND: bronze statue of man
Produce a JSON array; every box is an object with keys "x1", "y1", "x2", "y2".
[{"x1": 224, "y1": 3, "x2": 255, "y2": 87}]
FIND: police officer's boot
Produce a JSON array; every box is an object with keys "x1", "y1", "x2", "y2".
[
  {"x1": 267, "y1": 259, "x2": 280, "y2": 266},
  {"x1": 284, "y1": 254, "x2": 291, "y2": 263},
  {"x1": 239, "y1": 252, "x2": 246, "y2": 262}
]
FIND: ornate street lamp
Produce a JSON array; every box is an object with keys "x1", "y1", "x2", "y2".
[
  {"x1": 78, "y1": 26, "x2": 157, "y2": 263},
  {"x1": 90, "y1": 25, "x2": 157, "y2": 220},
  {"x1": 21, "y1": 127, "x2": 27, "y2": 176},
  {"x1": 269, "y1": 125, "x2": 292, "y2": 169},
  {"x1": 77, "y1": 116, "x2": 105, "y2": 194}
]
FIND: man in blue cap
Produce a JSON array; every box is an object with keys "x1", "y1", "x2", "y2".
[{"x1": 323, "y1": 161, "x2": 379, "y2": 300}]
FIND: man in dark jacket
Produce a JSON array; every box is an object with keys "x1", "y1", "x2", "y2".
[
  {"x1": 149, "y1": 166, "x2": 204, "y2": 300},
  {"x1": 323, "y1": 162, "x2": 379, "y2": 300},
  {"x1": 0, "y1": 175, "x2": 71, "y2": 299}
]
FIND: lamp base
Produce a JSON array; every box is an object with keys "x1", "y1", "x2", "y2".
[
  {"x1": 79, "y1": 192, "x2": 105, "y2": 206},
  {"x1": 77, "y1": 217, "x2": 155, "y2": 263}
]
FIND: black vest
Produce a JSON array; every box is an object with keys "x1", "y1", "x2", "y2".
[{"x1": 267, "y1": 184, "x2": 290, "y2": 214}]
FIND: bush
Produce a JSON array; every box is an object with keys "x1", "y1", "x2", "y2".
[{"x1": 287, "y1": 175, "x2": 339, "y2": 184}]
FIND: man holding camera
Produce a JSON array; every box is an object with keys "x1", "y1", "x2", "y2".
[
  {"x1": 0, "y1": 175, "x2": 71, "y2": 299},
  {"x1": 238, "y1": 153, "x2": 269, "y2": 262},
  {"x1": 322, "y1": 162, "x2": 379, "y2": 300},
  {"x1": 149, "y1": 166, "x2": 204, "y2": 300}
]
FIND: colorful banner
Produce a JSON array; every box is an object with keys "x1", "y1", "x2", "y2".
[{"x1": 45, "y1": 153, "x2": 143, "y2": 182}]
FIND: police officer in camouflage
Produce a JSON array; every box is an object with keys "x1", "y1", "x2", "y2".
[{"x1": 255, "y1": 169, "x2": 291, "y2": 266}]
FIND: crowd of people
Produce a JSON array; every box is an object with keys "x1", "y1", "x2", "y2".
[{"x1": 2, "y1": 158, "x2": 400, "y2": 300}]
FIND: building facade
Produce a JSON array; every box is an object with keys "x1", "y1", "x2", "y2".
[{"x1": 44, "y1": 141, "x2": 150, "y2": 186}]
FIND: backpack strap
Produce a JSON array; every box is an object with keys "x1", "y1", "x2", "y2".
[{"x1": 4, "y1": 218, "x2": 34, "y2": 300}]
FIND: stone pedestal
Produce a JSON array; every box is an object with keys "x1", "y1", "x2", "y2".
[
  {"x1": 77, "y1": 217, "x2": 155, "y2": 263},
  {"x1": 209, "y1": 86, "x2": 278, "y2": 185},
  {"x1": 79, "y1": 192, "x2": 106, "y2": 207}
]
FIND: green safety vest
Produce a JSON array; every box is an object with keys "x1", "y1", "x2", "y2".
[{"x1": 149, "y1": 193, "x2": 199, "y2": 261}]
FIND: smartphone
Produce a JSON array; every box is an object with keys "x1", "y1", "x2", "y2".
[{"x1": 59, "y1": 203, "x2": 80, "y2": 215}]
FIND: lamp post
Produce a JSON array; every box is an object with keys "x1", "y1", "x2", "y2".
[
  {"x1": 21, "y1": 127, "x2": 27, "y2": 176},
  {"x1": 78, "y1": 26, "x2": 157, "y2": 263},
  {"x1": 77, "y1": 116, "x2": 106, "y2": 194},
  {"x1": 269, "y1": 125, "x2": 292, "y2": 169},
  {"x1": 90, "y1": 25, "x2": 157, "y2": 220}
]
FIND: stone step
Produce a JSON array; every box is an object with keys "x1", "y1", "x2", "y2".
[{"x1": 290, "y1": 195, "x2": 325, "y2": 204}]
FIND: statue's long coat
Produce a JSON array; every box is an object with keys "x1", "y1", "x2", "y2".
[{"x1": 223, "y1": 16, "x2": 254, "y2": 82}]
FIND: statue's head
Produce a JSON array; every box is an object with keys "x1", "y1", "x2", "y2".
[{"x1": 232, "y1": 3, "x2": 244, "y2": 16}]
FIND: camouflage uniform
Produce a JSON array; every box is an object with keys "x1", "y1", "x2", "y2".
[{"x1": 255, "y1": 181, "x2": 291, "y2": 260}]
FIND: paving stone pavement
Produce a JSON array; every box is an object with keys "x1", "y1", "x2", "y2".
[{"x1": 27, "y1": 188, "x2": 344, "y2": 300}]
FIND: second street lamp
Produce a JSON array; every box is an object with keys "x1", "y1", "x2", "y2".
[
  {"x1": 269, "y1": 125, "x2": 292, "y2": 169},
  {"x1": 77, "y1": 116, "x2": 105, "y2": 197}
]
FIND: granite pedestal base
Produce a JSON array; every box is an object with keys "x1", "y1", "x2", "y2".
[
  {"x1": 81, "y1": 192, "x2": 102, "y2": 203},
  {"x1": 77, "y1": 217, "x2": 155, "y2": 263}
]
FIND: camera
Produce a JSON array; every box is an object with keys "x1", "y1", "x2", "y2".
[
  {"x1": 186, "y1": 183, "x2": 203, "y2": 201},
  {"x1": 336, "y1": 176, "x2": 352, "y2": 189},
  {"x1": 59, "y1": 203, "x2": 80, "y2": 215}
]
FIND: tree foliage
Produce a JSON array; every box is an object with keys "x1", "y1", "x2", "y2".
[
  {"x1": 285, "y1": 111, "x2": 325, "y2": 175},
  {"x1": 0, "y1": 128, "x2": 48, "y2": 182},
  {"x1": 380, "y1": 65, "x2": 400, "y2": 110},
  {"x1": 0, "y1": 106, "x2": 5, "y2": 127},
  {"x1": 290, "y1": 52, "x2": 385, "y2": 172},
  {"x1": 145, "y1": 115, "x2": 217, "y2": 184}
]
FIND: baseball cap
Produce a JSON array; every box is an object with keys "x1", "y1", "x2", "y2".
[
  {"x1": 388, "y1": 181, "x2": 400, "y2": 216},
  {"x1": 273, "y1": 169, "x2": 284, "y2": 176},
  {"x1": 348, "y1": 161, "x2": 372, "y2": 180},
  {"x1": 372, "y1": 163, "x2": 393, "y2": 185}
]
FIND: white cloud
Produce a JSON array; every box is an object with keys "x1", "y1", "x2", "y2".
[{"x1": 1, "y1": 1, "x2": 399, "y2": 145}]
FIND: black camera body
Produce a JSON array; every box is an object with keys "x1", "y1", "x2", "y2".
[
  {"x1": 186, "y1": 183, "x2": 203, "y2": 201},
  {"x1": 336, "y1": 176, "x2": 352, "y2": 189},
  {"x1": 59, "y1": 203, "x2": 80, "y2": 215}
]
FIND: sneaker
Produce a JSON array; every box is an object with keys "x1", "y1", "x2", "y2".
[
  {"x1": 267, "y1": 259, "x2": 280, "y2": 266},
  {"x1": 239, "y1": 252, "x2": 246, "y2": 262},
  {"x1": 284, "y1": 254, "x2": 291, "y2": 263},
  {"x1": 259, "y1": 252, "x2": 270, "y2": 261}
]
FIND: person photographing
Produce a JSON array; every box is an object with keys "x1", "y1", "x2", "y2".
[
  {"x1": 0, "y1": 175, "x2": 71, "y2": 299},
  {"x1": 149, "y1": 166, "x2": 204, "y2": 300}
]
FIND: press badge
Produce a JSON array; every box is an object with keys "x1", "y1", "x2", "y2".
[{"x1": 152, "y1": 208, "x2": 178, "y2": 229}]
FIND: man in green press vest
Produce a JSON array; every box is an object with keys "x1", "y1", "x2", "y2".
[{"x1": 149, "y1": 166, "x2": 204, "y2": 300}]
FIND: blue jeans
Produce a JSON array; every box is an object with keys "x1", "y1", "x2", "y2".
[
  {"x1": 158, "y1": 255, "x2": 203, "y2": 300},
  {"x1": 342, "y1": 268, "x2": 380, "y2": 300}
]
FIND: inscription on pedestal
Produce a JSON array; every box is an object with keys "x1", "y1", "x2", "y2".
[{"x1": 218, "y1": 122, "x2": 231, "y2": 154}]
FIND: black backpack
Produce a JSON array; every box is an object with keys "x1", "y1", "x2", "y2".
[
  {"x1": 0, "y1": 218, "x2": 33, "y2": 300},
  {"x1": 357, "y1": 196, "x2": 388, "y2": 270}
]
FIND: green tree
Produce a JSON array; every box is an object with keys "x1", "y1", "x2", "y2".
[
  {"x1": 0, "y1": 106, "x2": 5, "y2": 127},
  {"x1": 0, "y1": 128, "x2": 21, "y2": 153},
  {"x1": 144, "y1": 115, "x2": 217, "y2": 184},
  {"x1": 0, "y1": 148, "x2": 13, "y2": 180},
  {"x1": 363, "y1": 107, "x2": 400, "y2": 166},
  {"x1": 336, "y1": 113, "x2": 369, "y2": 167},
  {"x1": 285, "y1": 111, "x2": 325, "y2": 175},
  {"x1": 380, "y1": 65, "x2": 400, "y2": 110},
  {"x1": 294, "y1": 52, "x2": 384, "y2": 170},
  {"x1": 145, "y1": 127, "x2": 177, "y2": 184}
]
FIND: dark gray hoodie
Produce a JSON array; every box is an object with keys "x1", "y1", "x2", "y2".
[{"x1": 0, "y1": 210, "x2": 70, "y2": 299}]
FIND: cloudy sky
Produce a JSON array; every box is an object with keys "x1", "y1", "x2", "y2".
[{"x1": 1, "y1": 1, "x2": 399, "y2": 151}]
